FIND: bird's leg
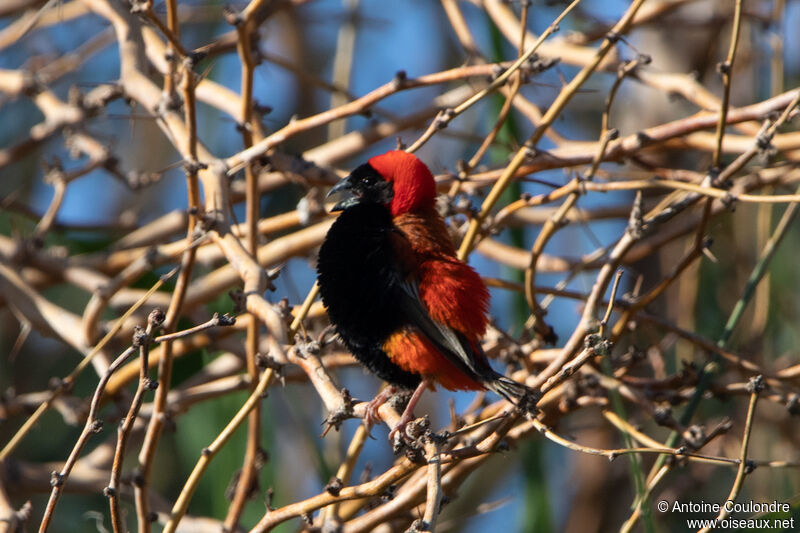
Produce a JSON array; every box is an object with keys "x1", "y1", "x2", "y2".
[
  {"x1": 363, "y1": 385, "x2": 399, "y2": 432},
  {"x1": 388, "y1": 378, "x2": 430, "y2": 442}
]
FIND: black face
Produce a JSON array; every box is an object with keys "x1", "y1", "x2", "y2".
[{"x1": 327, "y1": 163, "x2": 394, "y2": 212}]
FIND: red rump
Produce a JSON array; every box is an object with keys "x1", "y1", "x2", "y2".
[
  {"x1": 369, "y1": 151, "x2": 437, "y2": 216},
  {"x1": 383, "y1": 329, "x2": 482, "y2": 391}
]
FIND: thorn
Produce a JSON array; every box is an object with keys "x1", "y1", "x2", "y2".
[{"x1": 701, "y1": 246, "x2": 719, "y2": 264}]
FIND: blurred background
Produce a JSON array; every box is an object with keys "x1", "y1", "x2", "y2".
[{"x1": 2, "y1": 0, "x2": 800, "y2": 531}]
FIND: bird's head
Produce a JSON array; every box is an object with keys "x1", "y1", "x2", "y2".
[{"x1": 327, "y1": 151, "x2": 436, "y2": 216}]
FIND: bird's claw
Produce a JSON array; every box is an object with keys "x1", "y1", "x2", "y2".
[
  {"x1": 361, "y1": 400, "x2": 384, "y2": 440},
  {"x1": 364, "y1": 398, "x2": 384, "y2": 430},
  {"x1": 388, "y1": 414, "x2": 430, "y2": 444},
  {"x1": 387, "y1": 407, "x2": 417, "y2": 443},
  {"x1": 387, "y1": 422, "x2": 408, "y2": 444},
  {"x1": 361, "y1": 386, "x2": 399, "y2": 437}
]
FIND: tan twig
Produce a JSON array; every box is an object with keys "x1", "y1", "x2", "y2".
[
  {"x1": 711, "y1": 0, "x2": 744, "y2": 170},
  {"x1": 107, "y1": 310, "x2": 164, "y2": 533},
  {"x1": 698, "y1": 376, "x2": 762, "y2": 532},
  {"x1": 39, "y1": 338, "x2": 143, "y2": 532},
  {"x1": 421, "y1": 439, "x2": 443, "y2": 532},
  {"x1": 222, "y1": 2, "x2": 267, "y2": 528},
  {"x1": 322, "y1": 423, "x2": 369, "y2": 526},
  {"x1": 161, "y1": 368, "x2": 274, "y2": 533},
  {"x1": 134, "y1": 57, "x2": 203, "y2": 533}
]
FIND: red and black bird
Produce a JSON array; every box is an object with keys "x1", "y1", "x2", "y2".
[{"x1": 317, "y1": 151, "x2": 536, "y2": 436}]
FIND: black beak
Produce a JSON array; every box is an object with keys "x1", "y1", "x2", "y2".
[{"x1": 327, "y1": 176, "x2": 358, "y2": 212}]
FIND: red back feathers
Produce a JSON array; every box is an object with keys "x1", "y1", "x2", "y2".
[{"x1": 368, "y1": 151, "x2": 437, "y2": 216}]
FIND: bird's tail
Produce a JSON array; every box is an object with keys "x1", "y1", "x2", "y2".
[{"x1": 483, "y1": 374, "x2": 539, "y2": 416}]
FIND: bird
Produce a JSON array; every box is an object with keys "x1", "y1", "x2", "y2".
[{"x1": 316, "y1": 150, "x2": 536, "y2": 439}]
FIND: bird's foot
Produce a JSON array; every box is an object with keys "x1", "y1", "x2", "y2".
[
  {"x1": 387, "y1": 410, "x2": 416, "y2": 443},
  {"x1": 362, "y1": 386, "x2": 398, "y2": 436},
  {"x1": 387, "y1": 379, "x2": 430, "y2": 444}
]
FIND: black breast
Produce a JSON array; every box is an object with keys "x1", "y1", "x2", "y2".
[{"x1": 316, "y1": 204, "x2": 421, "y2": 389}]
